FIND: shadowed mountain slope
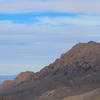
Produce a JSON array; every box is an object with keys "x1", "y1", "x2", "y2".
[{"x1": 0, "y1": 41, "x2": 100, "y2": 100}]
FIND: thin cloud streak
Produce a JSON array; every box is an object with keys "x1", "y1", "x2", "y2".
[
  {"x1": 0, "y1": 1, "x2": 100, "y2": 13},
  {"x1": 36, "y1": 15, "x2": 100, "y2": 26}
]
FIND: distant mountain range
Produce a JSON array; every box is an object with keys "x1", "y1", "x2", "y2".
[
  {"x1": 0, "y1": 41, "x2": 100, "y2": 100},
  {"x1": 0, "y1": 75, "x2": 16, "y2": 83}
]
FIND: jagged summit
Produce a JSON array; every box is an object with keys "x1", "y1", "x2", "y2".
[{"x1": 88, "y1": 41, "x2": 98, "y2": 44}]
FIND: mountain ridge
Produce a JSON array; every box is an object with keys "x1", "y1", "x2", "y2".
[{"x1": 0, "y1": 41, "x2": 100, "y2": 100}]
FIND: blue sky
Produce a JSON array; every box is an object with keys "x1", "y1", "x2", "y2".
[{"x1": 0, "y1": 0, "x2": 100, "y2": 75}]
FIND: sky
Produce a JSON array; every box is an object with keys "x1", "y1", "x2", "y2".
[{"x1": 0, "y1": 0, "x2": 100, "y2": 75}]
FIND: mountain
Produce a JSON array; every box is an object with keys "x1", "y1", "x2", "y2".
[{"x1": 0, "y1": 41, "x2": 100, "y2": 100}]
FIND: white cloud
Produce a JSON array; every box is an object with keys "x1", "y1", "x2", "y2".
[
  {"x1": 0, "y1": 20, "x2": 100, "y2": 37},
  {"x1": 0, "y1": 19, "x2": 99, "y2": 50},
  {"x1": 0, "y1": 1, "x2": 100, "y2": 13},
  {"x1": 36, "y1": 15, "x2": 100, "y2": 25},
  {"x1": 0, "y1": 34, "x2": 34, "y2": 40}
]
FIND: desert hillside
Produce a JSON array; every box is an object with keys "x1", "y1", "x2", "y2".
[{"x1": 63, "y1": 88, "x2": 100, "y2": 100}]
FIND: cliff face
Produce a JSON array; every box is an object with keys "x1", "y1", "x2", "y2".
[{"x1": 0, "y1": 41, "x2": 100, "y2": 100}]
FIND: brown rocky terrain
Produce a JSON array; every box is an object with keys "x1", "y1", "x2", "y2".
[
  {"x1": 62, "y1": 88, "x2": 100, "y2": 100},
  {"x1": 0, "y1": 41, "x2": 100, "y2": 100},
  {"x1": 34, "y1": 87, "x2": 100, "y2": 100},
  {"x1": 15, "y1": 71, "x2": 35, "y2": 83}
]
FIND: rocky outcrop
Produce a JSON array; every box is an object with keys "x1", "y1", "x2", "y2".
[{"x1": 15, "y1": 71, "x2": 35, "y2": 83}]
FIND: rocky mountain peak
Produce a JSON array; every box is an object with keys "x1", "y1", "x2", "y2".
[{"x1": 38, "y1": 41, "x2": 100, "y2": 77}]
